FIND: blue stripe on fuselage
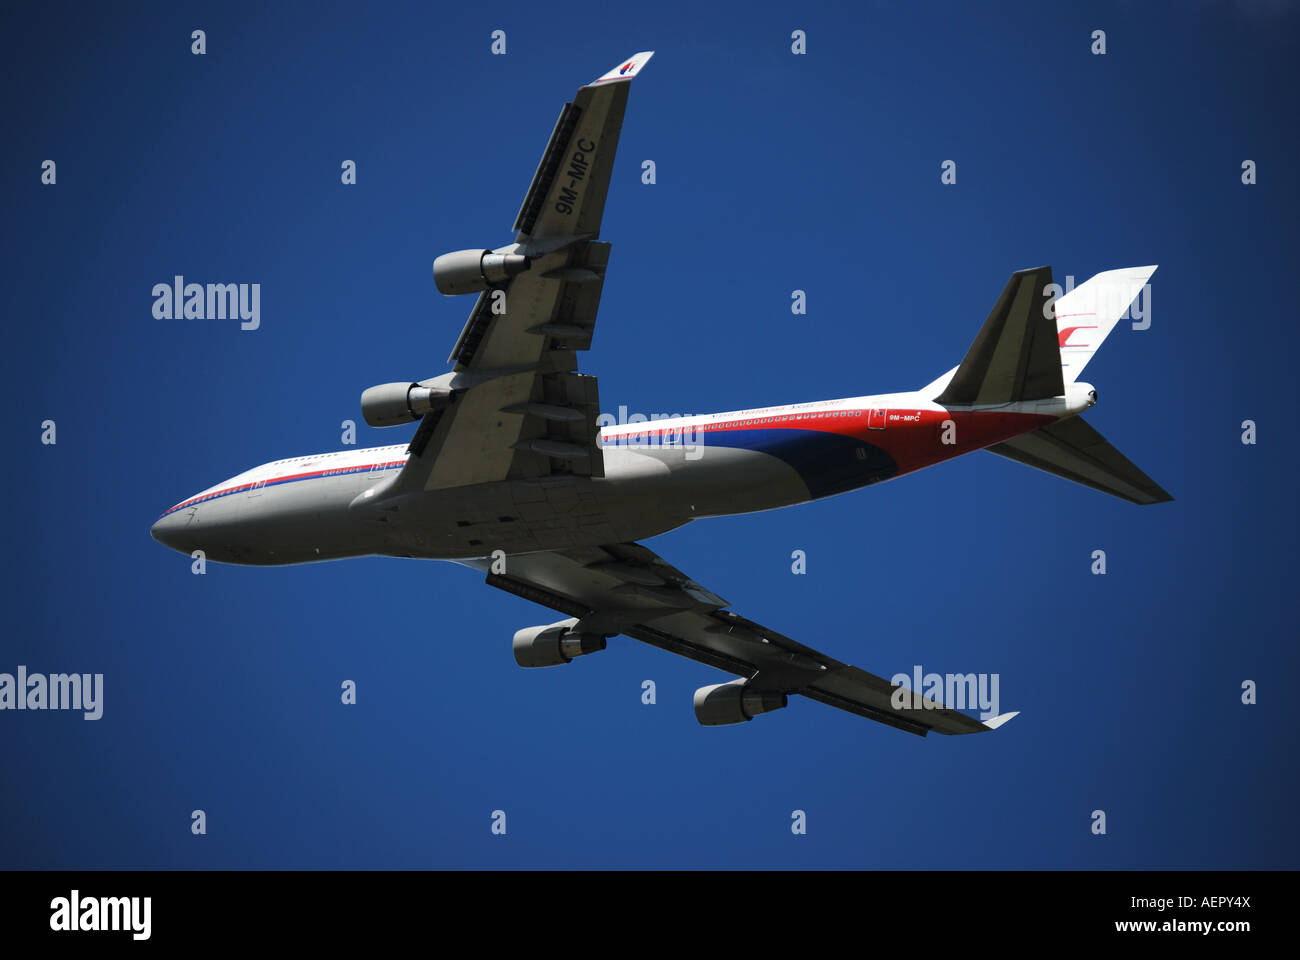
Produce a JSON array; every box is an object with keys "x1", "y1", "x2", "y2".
[{"x1": 606, "y1": 428, "x2": 897, "y2": 499}]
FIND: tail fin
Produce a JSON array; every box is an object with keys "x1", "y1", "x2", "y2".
[
  {"x1": 986, "y1": 415, "x2": 1172, "y2": 505},
  {"x1": 921, "y1": 265, "x2": 1158, "y2": 400},
  {"x1": 922, "y1": 264, "x2": 1171, "y2": 504},
  {"x1": 1053, "y1": 266, "x2": 1156, "y2": 384},
  {"x1": 932, "y1": 266, "x2": 1063, "y2": 406}
]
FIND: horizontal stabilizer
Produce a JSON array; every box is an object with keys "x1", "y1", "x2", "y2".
[
  {"x1": 935, "y1": 266, "x2": 1064, "y2": 405},
  {"x1": 986, "y1": 416, "x2": 1172, "y2": 505}
]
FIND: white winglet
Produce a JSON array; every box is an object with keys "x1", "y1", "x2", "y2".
[
  {"x1": 982, "y1": 711, "x2": 1019, "y2": 730},
  {"x1": 591, "y1": 51, "x2": 655, "y2": 85}
]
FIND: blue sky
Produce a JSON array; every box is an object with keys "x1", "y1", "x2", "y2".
[{"x1": 1, "y1": 0, "x2": 1297, "y2": 868}]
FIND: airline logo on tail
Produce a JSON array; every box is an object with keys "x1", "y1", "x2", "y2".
[{"x1": 1058, "y1": 324, "x2": 1097, "y2": 348}]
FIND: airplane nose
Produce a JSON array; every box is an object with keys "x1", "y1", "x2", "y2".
[{"x1": 150, "y1": 511, "x2": 188, "y2": 552}]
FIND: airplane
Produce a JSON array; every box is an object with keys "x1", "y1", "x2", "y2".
[{"x1": 151, "y1": 51, "x2": 1170, "y2": 736}]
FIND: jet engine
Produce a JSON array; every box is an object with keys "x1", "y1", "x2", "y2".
[
  {"x1": 432, "y1": 249, "x2": 530, "y2": 296},
  {"x1": 360, "y1": 382, "x2": 452, "y2": 427},
  {"x1": 513, "y1": 618, "x2": 607, "y2": 668},
  {"x1": 693, "y1": 679, "x2": 788, "y2": 726}
]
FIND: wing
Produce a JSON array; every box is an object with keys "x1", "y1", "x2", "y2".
[
  {"x1": 391, "y1": 52, "x2": 654, "y2": 495},
  {"x1": 469, "y1": 542, "x2": 1018, "y2": 735}
]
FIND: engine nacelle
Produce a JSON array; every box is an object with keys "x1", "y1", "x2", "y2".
[
  {"x1": 693, "y1": 679, "x2": 788, "y2": 726},
  {"x1": 360, "y1": 382, "x2": 452, "y2": 427},
  {"x1": 432, "y1": 249, "x2": 530, "y2": 296},
  {"x1": 513, "y1": 618, "x2": 607, "y2": 668}
]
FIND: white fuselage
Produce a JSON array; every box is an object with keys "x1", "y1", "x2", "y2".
[{"x1": 150, "y1": 385, "x2": 1094, "y2": 565}]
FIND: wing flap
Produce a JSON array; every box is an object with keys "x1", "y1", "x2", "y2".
[{"x1": 451, "y1": 240, "x2": 610, "y2": 369}]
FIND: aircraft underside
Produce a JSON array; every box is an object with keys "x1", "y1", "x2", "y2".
[
  {"x1": 151, "y1": 402, "x2": 1078, "y2": 565},
  {"x1": 149, "y1": 50, "x2": 1169, "y2": 734},
  {"x1": 152, "y1": 434, "x2": 888, "y2": 565}
]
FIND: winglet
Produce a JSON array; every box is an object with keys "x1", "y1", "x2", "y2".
[
  {"x1": 590, "y1": 51, "x2": 655, "y2": 85},
  {"x1": 982, "y1": 711, "x2": 1019, "y2": 730}
]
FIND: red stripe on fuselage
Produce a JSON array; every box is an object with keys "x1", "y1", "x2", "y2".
[
  {"x1": 162, "y1": 458, "x2": 407, "y2": 516},
  {"x1": 604, "y1": 407, "x2": 1056, "y2": 477},
  {"x1": 861, "y1": 408, "x2": 1055, "y2": 475}
]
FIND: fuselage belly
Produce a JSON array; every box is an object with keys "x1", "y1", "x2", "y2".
[{"x1": 151, "y1": 390, "x2": 1084, "y2": 565}]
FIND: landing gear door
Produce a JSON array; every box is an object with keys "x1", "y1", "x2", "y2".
[{"x1": 867, "y1": 407, "x2": 888, "y2": 430}]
